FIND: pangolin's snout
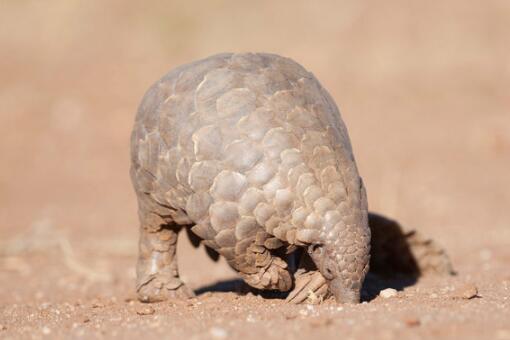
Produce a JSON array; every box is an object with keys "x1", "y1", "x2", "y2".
[{"x1": 329, "y1": 278, "x2": 361, "y2": 304}]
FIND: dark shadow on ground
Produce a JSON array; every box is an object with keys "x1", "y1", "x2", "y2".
[
  {"x1": 361, "y1": 212, "x2": 421, "y2": 301},
  {"x1": 195, "y1": 279, "x2": 290, "y2": 299},
  {"x1": 195, "y1": 279, "x2": 247, "y2": 295}
]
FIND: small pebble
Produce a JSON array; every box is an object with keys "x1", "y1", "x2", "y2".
[
  {"x1": 209, "y1": 326, "x2": 228, "y2": 339},
  {"x1": 453, "y1": 283, "x2": 478, "y2": 299},
  {"x1": 42, "y1": 326, "x2": 51, "y2": 335},
  {"x1": 379, "y1": 288, "x2": 398, "y2": 299},
  {"x1": 0, "y1": 324, "x2": 6, "y2": 331},
  {"x1": 403, "y1": 317, "x2": 421, "y2": 327},
  {"x1": 136, "y1": 306, "x2": 155, "y2": 315}
]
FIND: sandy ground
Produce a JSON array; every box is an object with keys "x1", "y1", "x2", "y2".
[{"x1": 1, "y1": 0, "x2": 509, "y2": 339}]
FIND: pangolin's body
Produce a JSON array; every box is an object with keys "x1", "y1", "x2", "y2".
[{"x1": 131, "y1": 52, "x2": 371, "y2": 303}]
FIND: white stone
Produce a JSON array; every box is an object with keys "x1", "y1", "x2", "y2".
[{"x1": 379, "y1": 288, "x2": 398, "y2": 299}]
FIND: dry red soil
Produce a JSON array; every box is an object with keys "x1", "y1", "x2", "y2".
[{"x1": 1, "y1": 1, "x2": 509, "y2": 339}]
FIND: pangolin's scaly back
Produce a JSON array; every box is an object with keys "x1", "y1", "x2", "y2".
[{"x1": 131, "y1": 53, "x2": 369, "y2": 275}]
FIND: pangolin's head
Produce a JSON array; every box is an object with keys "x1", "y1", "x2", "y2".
[{"x1": 308, "y1": 180, "x2": 371, "y2": 304}]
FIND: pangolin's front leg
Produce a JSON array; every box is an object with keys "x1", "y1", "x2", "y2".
[{"x1": 286, "y1": 251, "x2": 328, "y2": 304}]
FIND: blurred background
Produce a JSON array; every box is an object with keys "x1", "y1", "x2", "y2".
[{"x1": 0, "y1": 0, "x2": 509, "y2": 305}]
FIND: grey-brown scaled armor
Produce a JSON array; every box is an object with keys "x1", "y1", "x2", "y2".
[{"x1": 130, "y1": 53, "x2": 451, "y2": 304}]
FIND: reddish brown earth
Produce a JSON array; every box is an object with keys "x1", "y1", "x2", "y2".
[{"x1": 1, "y1": 1, "x2": 509, "y2": 339}]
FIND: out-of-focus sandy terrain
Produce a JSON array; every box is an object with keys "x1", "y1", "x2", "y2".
[{"x1": 0, "y1": 1, "x2": 509, "y2": 339}]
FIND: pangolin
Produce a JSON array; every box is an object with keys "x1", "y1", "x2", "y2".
[{"x1": 130, "y1": 53, "x2": 452, "y2": 304}]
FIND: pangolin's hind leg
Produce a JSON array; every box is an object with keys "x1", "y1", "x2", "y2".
[
  {"x1": 136, "y1": 203, "x2": 195, "y2": 302},
  {"x1": 234, "y1": 232, "x2": 293, "y2": 293},
  {"x1": 286, "y1": 250, "x2": 328, "y2": 304}
]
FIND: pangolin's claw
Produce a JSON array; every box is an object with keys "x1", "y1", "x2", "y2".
[
  {"x1": 137, "y1": 274, "x2": 195, "y2": 303},
  {"x1": 286, "y1": 270, "x2": 328, "y2": 304}
]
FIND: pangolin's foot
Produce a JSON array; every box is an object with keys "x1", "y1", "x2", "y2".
[
  {"x1": 286, "y1": 269, "x2": 328, "y2": 304},
  {"x1": 137, "y1": 273, "x2": 195, "y2": 302},
  {"x1": 242, "y1": 256, "x2": 293, "y2": 292}
]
